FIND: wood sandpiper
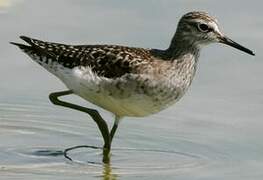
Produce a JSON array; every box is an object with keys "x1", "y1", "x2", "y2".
[{"x1": 11, "y1": 11, "x2": 255, "y2": 163}]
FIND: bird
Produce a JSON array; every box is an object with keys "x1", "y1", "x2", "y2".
[{"x1": 10, "y1": 11, "x2": 255, "y2": 163}]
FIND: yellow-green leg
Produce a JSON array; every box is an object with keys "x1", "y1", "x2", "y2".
[{"x1": 49, "y1": 90, "x2": 119, "y2": 163}]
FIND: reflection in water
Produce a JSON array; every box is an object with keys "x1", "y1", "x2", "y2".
[
  {"x1": 102, "y1": 164, "x2": 117, "y2": 180},
  {"x1": 29, "y1": 147, "x2": 119, "y2": 180}
]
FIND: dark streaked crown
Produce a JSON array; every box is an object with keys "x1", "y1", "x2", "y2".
[{"x1": 181, "y1": 11, "x2": 218, "y2": 23}]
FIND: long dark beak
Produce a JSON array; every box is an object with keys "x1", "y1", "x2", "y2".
[{"x1": 219, "y1": 36, "x2": 255, "y2": 56}]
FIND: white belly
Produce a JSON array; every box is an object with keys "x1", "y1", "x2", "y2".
[
  {"x1": 57, "y1": 66, "x2": 184, "y2": 117},
  {"x1": 78, "y1": 91, "x2": 160, "y2": 117}
]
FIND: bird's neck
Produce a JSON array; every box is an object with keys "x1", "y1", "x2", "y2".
[
  {"x1": 166, "y1": 34, "x2": 200, "y2": 61},
  {"x1": 163, "y1": 34, "x2": 200, "y2": 90}
]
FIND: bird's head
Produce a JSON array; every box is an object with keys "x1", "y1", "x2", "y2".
[{"x1": 175, "y1": 11, "x2": 255, "y2": 56}]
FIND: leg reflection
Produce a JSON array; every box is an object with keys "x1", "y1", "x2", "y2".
[{"x1": 102, "y1": 163, "x2": 118, "y2": 180}]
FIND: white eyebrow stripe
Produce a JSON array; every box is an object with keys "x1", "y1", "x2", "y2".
[{"x1": 209, "y1": 21, "x2": 222, "y2": 35}]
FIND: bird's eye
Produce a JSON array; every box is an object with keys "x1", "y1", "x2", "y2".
[{"x1": 198, "y1": 23, "x2": 209, "y2": 32}]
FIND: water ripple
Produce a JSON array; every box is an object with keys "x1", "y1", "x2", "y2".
[
  {"x1": 1, "y1": 146, "x2": 208, "y2": 176},
  {"x1": 0, "y1": 101, "x2": 250, "y2": 178}
]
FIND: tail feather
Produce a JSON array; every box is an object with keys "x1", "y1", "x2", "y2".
[
  {"x1": 10, "y1": 41, "x2": 32, "y2": 51},
  {"x1": 11, "y1": 35, "x2": 81, "y2": 71},
  {"x1": 10, "y1": 41, "x2": 39, "y2": 59},
  {"x1": 10, "y1": 36, "x2": 61, "y2": 76},
  {"x1": 10, "y1": 36, "x2": 56, "y2": 58},
  {"x1": 19, "y1": 35, "x2": 46, "y2": 47},
  {"x1": 10, "y1": 36, "x2": 40, "y2": 48},
  {"x1": 19, "y1": 36, "x2": 34, "y2": 45}
]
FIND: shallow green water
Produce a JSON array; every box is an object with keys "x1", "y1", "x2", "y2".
[{"x1": 0, "y1": 0, "x2": 262, "y2": 179}]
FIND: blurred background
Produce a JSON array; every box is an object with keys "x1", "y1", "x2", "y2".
[{"x1": 0, "y1": 0, "x2": 262, "y2": 179}]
